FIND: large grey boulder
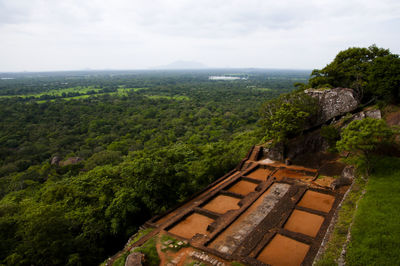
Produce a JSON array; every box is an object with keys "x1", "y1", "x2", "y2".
[
  {"x1": 305, "y1": 88, "x2": 359, "y2": 124},
  {"x1": 341, "y1": 108, "x2": 382, "y2": 129},
  {"x1": 331, "y1": 165, "x2": 355, "y2": 190},
  {"x1": 125, "y1": 252, "x2": 144, "y2": 266}
]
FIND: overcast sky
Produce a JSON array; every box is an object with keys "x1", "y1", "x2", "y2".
[{"x1": 0, "y1": 0, "x2": 399, "y2": 72}]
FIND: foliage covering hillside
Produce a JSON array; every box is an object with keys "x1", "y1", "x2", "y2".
[{"x1": 0, "y1": 70, "x2": 308, "y2": 265}]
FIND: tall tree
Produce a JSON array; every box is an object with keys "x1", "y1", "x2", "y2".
[{"x1": 308, "y1": 45, "x2": 392, "y2": 101}]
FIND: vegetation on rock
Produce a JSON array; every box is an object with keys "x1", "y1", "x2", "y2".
[
  {"x1": 337, "y1": 118, "x2": 393, "y2": 174},
  {"x1": 259, "y1": 92, "x2": 317, "y2": 143},
  {"x1": 308, "y1": 44, "x2": 400, "y2": 104}
]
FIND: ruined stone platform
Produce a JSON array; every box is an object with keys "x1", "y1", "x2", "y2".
[{"x1": 123, "y1": 146, "x2": 349, "y2": 266}]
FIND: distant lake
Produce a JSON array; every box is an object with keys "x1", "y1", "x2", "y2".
[
  {"x1": 0, "y1": 78, "x2": 15, "y2": 80},
  {"x1": 209, "y1": 76, "x2": 247, "y2": 80}
]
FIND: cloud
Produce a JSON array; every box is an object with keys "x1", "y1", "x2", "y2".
[{"x1": 0, "y1": 0, "x2": 399, "y2": 71}]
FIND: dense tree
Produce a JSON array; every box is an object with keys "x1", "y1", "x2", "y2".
[
  {"x1": 259, "y1": 92, "x2": 317, "y2": 143},
  {"x1": 0, "y1": 70, "x2": 304, "y2": 265},
  {"x1": 366, "y1": 54, "x2": 400, "y2": 103},
  {"x1": 336, "y1": 118, "x2": 393, "y2": 174},
  {"x1": 308, "y1": 45, "x2": 399, "y2": 102}
]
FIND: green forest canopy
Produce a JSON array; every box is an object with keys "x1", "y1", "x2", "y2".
[
  {"x1": 308, "y1": 44, "x2": 400, "y2": 104},
  {"x1": 0, "y1": 69, "x2": 307, "y2": 265}
]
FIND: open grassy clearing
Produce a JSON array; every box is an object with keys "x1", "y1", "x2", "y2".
[
  {"x1": 36, "y1": 92, "x2": 189, "y2": 103},
  {"x1": 0, "y1": 86, "x2": 148, "y2": 99},
  {"x1": 316, "y1": 156, "x2": 400, "y2": 265},
  {"x1": 315, "y1": 174, "x2": 367, "y2": 265},
  {"x1": 144, "y1": 95, "x2": 190, "y2": 101},
  {"x1": 345, "y1": 156, "x2": 400, "y2": 265},
  {"x1": 0, "y1": 86, "x2": 100, "y2": 98}
]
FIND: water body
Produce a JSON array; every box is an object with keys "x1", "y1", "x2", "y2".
[{"x1": 209, "y1": 76, "x2": 247, "y2": 80}]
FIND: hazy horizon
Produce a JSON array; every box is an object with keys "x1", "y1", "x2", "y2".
[
  {"x1": 0, "y1": 64, "x2": 314, "y2": 74},
  {"x1": 1, "y1": 0, "x2": 399, "y2": 72}
]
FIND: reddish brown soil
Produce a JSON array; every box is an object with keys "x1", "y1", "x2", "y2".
[
  {"x1": 168, "y1": 213, "x2": 214, "y2": 239},
  {"x1": 268, "y1": 162, "x2": 318, "y2": 173},
  {"x1": 298, "y1": 190, "x2": 335, "y2": 213},
  {"x1": 273, "y1": 168, "x2": 314, "y2": 181},
  {"x1": 318, "y1": 161, "x2": 346, "y2": 177},
  {"x1": 257, "y1": 234, "x2": 310, "y2": 266},
  {"x1": 386, "y1": 109, "x2": 400, "y2": 126},
  {"x1": 314, "y1": 176, "x2": 335, "y2": 188},
  {"x1": 284, "y1": 209, "x2": 325, "y2": 237},
  {"x1": 246, "y1": 168, "x2": 272, "y2": 181},
  {"x1": 227, "y1": 180, "x2": 258, "y2": 196},
  {"x1": 209, "y1": 185, "x2": 284, "y2": 253},
  {"x1": 202, "y1": 195, "x2": 240, "y2": 214},
  {"x1": 155, "y1": 172, "x2": 239, "y2": 225}
]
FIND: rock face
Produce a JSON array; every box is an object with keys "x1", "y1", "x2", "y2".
[
  {"x1": 51, "y1": 156, "x2": 61, "y2": 165},
  {"x1": 286, "y1": 130, "x2": 329, "y2": 160},
  {"x1": 342, "y1": 108, "x2": 382, "y2": 128},
  {"x1": 331, "y1": 165, "x2": 355, "y2": 190},
  {"x1": 125, "y1": 252, "x2": 144, "y2": 266},
  {"x1": 305, "y1": 88, "x2": 359, "y2": 124},
  {"x1": 262, "y1": 142, "x2": 284, "y2": 161},
  {"x1": 59, "y1": 157, "x2": 83, "y2": 166}
]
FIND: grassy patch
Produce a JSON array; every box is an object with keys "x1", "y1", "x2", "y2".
[
  {"x1": 253, "y1": 88, "x2": 273, "y2": 92},
  {"x1": 112, "y1": 251, "x2": 129, "y2": 266},
  {"x1": 0, "y1": 86, "x2": 102, "y2": 98},
  {"x1": 127, "y1": 227, "x2": 154, "y2": 248},
  {"x1": 2, "y1": 86, "x2": 149, "y2": 102},
  {"x1": 144, "y1": 95, "x2": 190, "y2": 101},
  {"x1": 315, "y1": 174, "x2": 367, "y2": 265},
  {"x1": 231, "y1": 262, "x2": 245, "y2": 266},
  {"x1": 345, "y1": 156, "x2": 400, "y2": 265},
  {"x1": 160, "y1": 234, "x2": 189, "y2": 252},
  {"x1": 133, "y1": 237, "x2": 160, "y2": 266}
]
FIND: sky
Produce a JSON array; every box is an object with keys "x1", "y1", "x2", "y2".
[{"x1": 0, "y1": 0, "x2": 399, "y2": 72}]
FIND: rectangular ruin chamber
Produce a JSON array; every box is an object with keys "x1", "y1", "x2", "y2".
[
  {"x1": 208, "y1": 183, "x2": 291, "y2": 255},
  {"x1": 297, "y1": 190, "x2": 335, "y2": 213},
  {"x1": 245, "y1": 166, "x2": 275, "y2": 181},
  {"x1": 256, "y1": 234, "x2": 310, "y2": 266},
  {"x1": 226, "y1": 178, "x2": 259, "y2": 196},
  {"x1": 201, "y1": 194, "x2": 241, "y2": 215},
  {"x1": 283, "y1": 209, "x2": 325, "y2": 237},
  {"x1": 168, "y1": 212, "x2": 215, "y2": 239}
]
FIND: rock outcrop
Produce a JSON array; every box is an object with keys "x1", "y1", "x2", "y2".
[
  {"x1": 305, "y1": 88, "x2": 359, "y2": 124},
  {"x1": 59, "y1": 157, "x2": 83, "y2": 166},
  {"x1": 331, "y1": 165, "x2": 355, "y2": 190},
  {"x1": 341, "y1": 108, "x2": 382, "y2": 128},
  {"x1": 125, "y1": 252, "x2": 144, "y2": 266},
  {"x1": 51, "y1": 156, "x2": 61, "y2": 165}
]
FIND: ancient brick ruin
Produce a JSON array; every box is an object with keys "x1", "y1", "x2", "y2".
[{"x1": 118, "y1": 144, "x2": 350, "y2": 266}]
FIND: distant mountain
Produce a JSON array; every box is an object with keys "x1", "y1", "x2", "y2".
[{"x1": 151, "y1": 60, "x2": 207, "y2": 70}]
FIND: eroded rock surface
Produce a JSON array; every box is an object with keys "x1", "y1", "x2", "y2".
[
  {"x1": 125, "y1": 252, "x2": 144, "y2": 266},
  {"x1": 305, "y1": 88, "x2": 359, "y2": 124}
]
